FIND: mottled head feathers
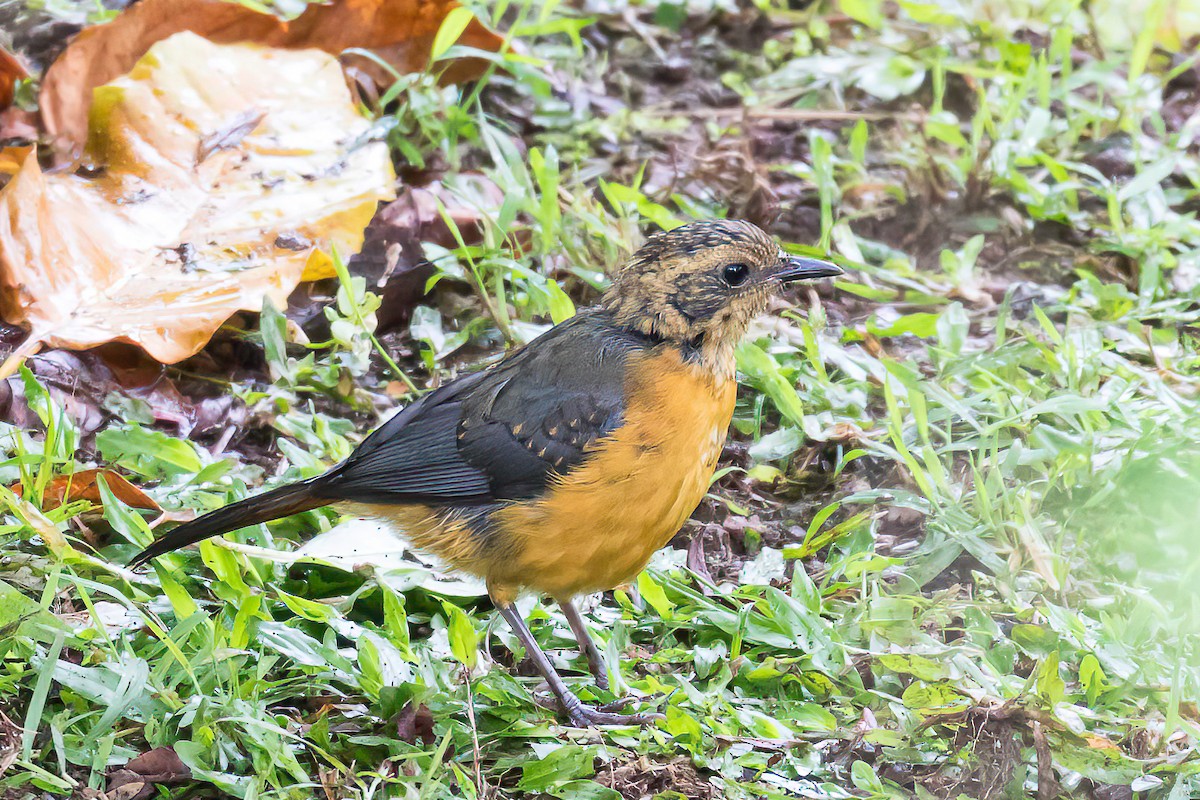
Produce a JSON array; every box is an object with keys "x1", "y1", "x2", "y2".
[{"x1": 601, "y1": 220, "x2": 840, "y2": 375}]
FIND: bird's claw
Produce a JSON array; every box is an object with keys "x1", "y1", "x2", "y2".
[
  {"x1": 564, "y1": 702, "x2": 664, "y2": 728},
  {"x1": 534, "y1": 692, "x2": 664, "y2": 727},
  {"x1": 596, "y1": 695, "x2": 647, "y2": 713}
]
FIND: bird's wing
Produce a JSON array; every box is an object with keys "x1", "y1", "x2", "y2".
[{"x1": 319, "y1": 312, "x2": 645, "y2": 505}]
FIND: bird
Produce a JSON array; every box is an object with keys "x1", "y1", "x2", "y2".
[{"x1": 130, "y1": 219, "x2": 842, "y2": 726}]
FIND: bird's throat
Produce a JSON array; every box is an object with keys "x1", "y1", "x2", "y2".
[{"x1": 697, "y1": 337, "x2": 736, "y2": 381}]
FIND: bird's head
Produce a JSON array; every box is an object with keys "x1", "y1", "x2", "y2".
[{"x1": 601, "y1": 220, "x2": 841, "y2": 371}]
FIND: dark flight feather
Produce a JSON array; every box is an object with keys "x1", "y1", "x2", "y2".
[{"x1": 128, "y1": 478, "x2": 330, "y2": 567}]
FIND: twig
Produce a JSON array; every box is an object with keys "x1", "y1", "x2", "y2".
[
  {"x1": 642, "y1": 107, "x2": 927, "y2": 123},
  {"x1": 211, "y1": 538, "x2": 303, "y2": 563},
  {"x1": 463, "y1": 665, "x2": 485, "y2": 799},
  {"x1": 209, "y1": 425, "x2": 236, "y2": 457},
  {"x1": 1032, "y1": 721, "x2": 1058, "y2": 800},
  {"x1": 620, "y1": 8, "x2": 669, "y2": 62}
]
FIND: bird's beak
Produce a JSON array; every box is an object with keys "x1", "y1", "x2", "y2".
[{"x1": 774, "y1": 255, "x2": 843, "y2": 283}]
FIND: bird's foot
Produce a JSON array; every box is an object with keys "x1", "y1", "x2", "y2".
[
  {"x1": 563, "y1": 701, "x2": 664, "y2": 728},
  {"x1": 566, "y1": 691, "x2": 666, "y2": 727},
  {"x1": 535, "y1": 692, "x2": 663, "y2": 727},
  {"x1": 595, "y1": 695, "x2": 644, "y2": 713}
]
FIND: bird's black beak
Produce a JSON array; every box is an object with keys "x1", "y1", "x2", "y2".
[{"x1": 775, "y1": 255, "x2": 843, "y2": 283}]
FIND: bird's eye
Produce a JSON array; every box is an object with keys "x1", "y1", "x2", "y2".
[{"x1": 722, "y1": 262, "x2": 750, "y2": 287}]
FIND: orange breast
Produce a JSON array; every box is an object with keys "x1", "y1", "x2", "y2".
[{"x1": 487, "y1": 347, "x2": 735, "y2": 600}]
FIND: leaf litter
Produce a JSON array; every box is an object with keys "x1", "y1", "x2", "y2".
[{"x1": 0, "y1": 32, "x2": 395, "y2": 376}]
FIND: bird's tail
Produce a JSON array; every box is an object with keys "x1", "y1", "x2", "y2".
[{"x1": 129, "y1": 478, "x2": 333, "y2": 568}]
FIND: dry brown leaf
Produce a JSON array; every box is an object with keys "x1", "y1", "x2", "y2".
[
  {"x1": 106, "y1": 746, "x2": 192, "y2": 800},
  {"x1": 10, "y1": 468, "x2": 160, "y2": 513},
  {"x1": 41, "y1": 0, "x2": 504, "y2": 151},
  {"x1": 0, "y1": 32, "x2": 395, "y2": 376},
  {"x1": 395, "y1": 701, "x2": 436, "y2": 745},
  {"x1": 0, "y1": 47, "x2": 27, "y2": 111}
]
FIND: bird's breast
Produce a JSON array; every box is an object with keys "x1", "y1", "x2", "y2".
[{"x1": 489, "y1": 346, "x2": 736, "y2": 599}]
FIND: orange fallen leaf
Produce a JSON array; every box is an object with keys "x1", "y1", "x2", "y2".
[
  {"x1": 0, "y1": 33, "x2": 395, "y2": 376},
  {"x1": 1085, "y1": 734, "x2": 1121, "y2": 751},
  {"x1": 11, "y1": 468, "x2": 160, "y2": 513},
  {"x1": 40, "y1": 0, "x2": 504, "y2": 151},
  {"x1": 0, "y1": 46, "x2": 27, "y2": 111}
]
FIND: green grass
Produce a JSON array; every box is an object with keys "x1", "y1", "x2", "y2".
[{"x1": 3, "y1": 0, "x2": 1200, "y2": 797}]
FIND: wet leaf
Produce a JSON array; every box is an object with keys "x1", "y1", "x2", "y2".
[
  {"x1": 39, "y1": 0, "x2": 505, "y2": 151},
  {"x1": 0, "y1": 33, "x2": 395, "y2": 375},
  {"x1": 878, "y1": 653, "x2": 949, "y2": 681},
  {"x1": 97, "y1": 425, "x2": 205, "y2": 480},
  {"x1": 901, "y1": 682, "x2": 969, "y2": 714}
]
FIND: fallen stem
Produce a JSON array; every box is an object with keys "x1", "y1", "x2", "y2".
[
  {"x1": 643, "y1": 106, "x2": 927, "y2": 123},
  {"x1": 0, "y1": 334, "x2": 43, "y2": 379}
]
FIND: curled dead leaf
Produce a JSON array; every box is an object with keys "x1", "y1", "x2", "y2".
[
  {"x1": 107, "y1": 746, "x2": 192, "y2": 800},
  {"x1": 40, "y1": 0, "x2": 505, "y2": 151},
  {"x1": 10, "y1": 468, "x2": 159, "y2": 513},
  {"x1": 395, "y1": 701, "x2": 436, "y2": 745},
  {"x1": 0, "y1": 33, "x2": 395, "y2": 376}
]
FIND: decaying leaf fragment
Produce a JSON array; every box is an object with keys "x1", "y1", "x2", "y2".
[
  {"x1": 0, "y1": 46, "x2": 27, "y2": 111},
  {"x1": 0, "y1": 32, "x2": 396, "y2": 376},
  {"x1": 106, "y1": 746, "x2": 193, "y2": 800},
  {"x1": 40, "y1": 0, "x2": 505, "y2": 151}
]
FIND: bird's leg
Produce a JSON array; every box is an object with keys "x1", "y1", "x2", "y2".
[
  {"x1": 559, "y1": 599, "x2": 610, "y2": 691},
  {"x1": 495, "y1": 601, "x2": 661, "y2": 727}
]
